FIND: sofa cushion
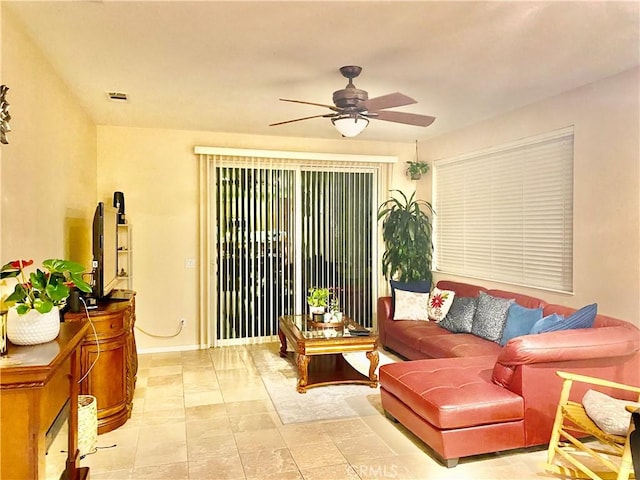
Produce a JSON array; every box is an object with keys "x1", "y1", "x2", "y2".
[
  {"x1": 417, "y1": 332, "x2": 503, "y2": 358},
  {"x1": 385, "y1": 320, "x2": 452, "y2": 352},
  {"x1": 471, "y1": 292, "x2": 514, "y2": 343},
  {"x1": 380, "y1": 357, "x2": 524, "y2": 429},
  {"x1": 393, "y1": 289, "x2": 430, "y2": 321},
  {"x1": 427, "y1": 287, "x2": 455, "y2": 322},
  {"x1": 439, "y1": 296, "x2": 477, "y2": 333},
  {"x1": 499, "y1": 304, "x2": 543, "y2": 346}
]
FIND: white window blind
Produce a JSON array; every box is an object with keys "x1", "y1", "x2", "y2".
[{"x1": 433, "y1": 128, "x2": 574, "y2": 292}]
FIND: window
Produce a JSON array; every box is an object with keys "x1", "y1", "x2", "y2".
[{"x1": 433, "y1": 128, "x2": 574, "y2": 292}]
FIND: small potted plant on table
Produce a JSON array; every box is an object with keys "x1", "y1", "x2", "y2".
[{"x1": 307, "y1": 286, "x2": 330, "y2": 321}]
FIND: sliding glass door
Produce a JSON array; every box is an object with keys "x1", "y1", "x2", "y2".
[{"x1": 213, "y1": 165, "x2": 375, "y2": 344}]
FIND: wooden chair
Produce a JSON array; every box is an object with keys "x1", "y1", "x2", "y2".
[{"x1": 545, "y1": 371, "x2": 640, "y2": 480}]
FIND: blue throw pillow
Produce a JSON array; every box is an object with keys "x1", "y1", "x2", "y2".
[
  {"x1": 390, "y1": 280, "x2": 431, "y2": 316},
  {"x1": 530, "y1": 304, "x2": 597, "y2": 334},
  {"x1": 561, "y1": 303, "x2": 598, "y2": 329},
  {"x1": 499, "y1": 303, "x2": 543, "y2": 346},
  {"x1": 530, "y1": 313, "x2": 565, "y2": 334}
]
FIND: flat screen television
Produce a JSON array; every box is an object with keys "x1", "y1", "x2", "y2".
[{"x1": 92, "y1": 202, "x2": 119, "y2": 299}]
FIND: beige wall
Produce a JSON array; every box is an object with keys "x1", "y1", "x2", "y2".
[
  {"x1": 96, "y1": 126, "x2": 415, "y2": 350},
  {"x1": 1, "y1": 8, "x2": 97, "y2": 269},
  {"x1": 418, "y1": 67, "x2": 640, "y2": 325}
]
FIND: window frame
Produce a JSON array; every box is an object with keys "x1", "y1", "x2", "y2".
[{"x1": 432, "y1": 127, "x2": 574, "y2": 293}]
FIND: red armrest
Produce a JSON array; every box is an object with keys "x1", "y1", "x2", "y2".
[
  {"x1": 497, "y1": 326, "x2": 640, "y2": 365},
  {"x1": 377, "y1": 296, "x2": 393, "y2": 343},
  {"x1": 492, "y1": 326, "x2": 640, "y2": 388}
]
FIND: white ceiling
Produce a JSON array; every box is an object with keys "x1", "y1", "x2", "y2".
[{"x1": 5, "y1": 1, "x2": 640, "y2": 143}]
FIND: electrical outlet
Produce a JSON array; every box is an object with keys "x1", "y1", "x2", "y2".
[{"x1": 180, "y1": 318, "x2": 186, "y2": 327}]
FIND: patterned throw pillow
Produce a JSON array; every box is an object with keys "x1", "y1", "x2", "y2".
[
  {"x1": 427, "y1": 287, "x2": 455, "y2": 322},
  {"x1": 471, "y1": 292, "x2": 514, "y2": 343},
  {"x1": 439, "y1": 296, "x2": 477, "y2": 333},
  {"x1": 390, "y1": 280, "x2": 431, "y2": 317},
  {"x1": 392, "y1": 289, "x2": 430, "y2": 321}
]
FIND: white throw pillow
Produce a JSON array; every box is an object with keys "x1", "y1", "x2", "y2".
[
  {"x1": 427, "y1": 287, "x2": 456, "y2": 322},
  {"x1": 582, "y1": 389, "x2": 640, "y2": 436},
  {"x1": 392, "y1": 289, "x2": 430, "y2": 321}
]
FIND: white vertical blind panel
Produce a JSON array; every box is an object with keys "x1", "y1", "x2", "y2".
[{"x1": 434, "y1": 131, "x2": 573, "y2": 292}]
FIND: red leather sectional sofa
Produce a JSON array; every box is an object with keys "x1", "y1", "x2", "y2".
[{"x1": 378, "y1": 280, "x2": 640, "y2": 467}]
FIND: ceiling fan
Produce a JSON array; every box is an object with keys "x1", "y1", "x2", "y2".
[{"x1": 270, "y1": 66, "x2": 436, "y2": 137}]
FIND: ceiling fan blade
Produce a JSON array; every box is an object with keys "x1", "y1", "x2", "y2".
[
  {"x1": 279, "y1": 98, "x2": 340, "y2": 112},
  {"x1": 372, "y1": 110, "x2": 436, "y2": 127},
  {"x1": 270, "y1": 113, "x2": 335, "y2": 127},
  {"x1": 361, "y1": 92, "x2": 417, "y2": 112}
]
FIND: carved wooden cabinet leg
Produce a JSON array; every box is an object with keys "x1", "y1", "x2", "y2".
[
  {"x1": 278, "y1": 329, "x2": 287, "y2": 358},
  {"x1": 297, "y1": 354, "x2": 310, "y2": 393},
  {"x1": 367, "y1": 350, "x2": 379, "y2": 387}
]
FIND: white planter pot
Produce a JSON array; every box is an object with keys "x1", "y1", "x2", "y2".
[
  {"x1": 7, "y1": 306, "x2": 61, "y2": 345},
  {"x1": 309, "y1": 305, "x2": 325, "y2": 315}
]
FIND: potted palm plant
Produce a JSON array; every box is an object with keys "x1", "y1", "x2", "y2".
[{"x1": 377, "y1": 190, "x2": 434, "y2": 285}]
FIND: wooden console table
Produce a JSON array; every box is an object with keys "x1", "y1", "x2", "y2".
[
  {"x1": 64, "y1": 294, "x2": 137, "y2": 433},
  {"x1": 0, "y1": 321, "x2": 90, "y2": 480}
]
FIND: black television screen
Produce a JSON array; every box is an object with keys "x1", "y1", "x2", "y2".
[{"x1": 92, "y1": 202, "x2": 119, "y2": 299}]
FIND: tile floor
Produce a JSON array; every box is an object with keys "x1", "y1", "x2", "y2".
[{"x1": 76, "y1": 345, "x2": 555, "y2": 479}]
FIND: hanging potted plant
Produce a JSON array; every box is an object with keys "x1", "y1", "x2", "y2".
[
  {"x1": 377, "y1": 190, "x2": 434, "y2": 285},
  {"x1": 406, "y1": 161, "x2": 430, "y2": 180},
  {"x1": 0, "y1": 259, "x2": 92, "y2": 345}
]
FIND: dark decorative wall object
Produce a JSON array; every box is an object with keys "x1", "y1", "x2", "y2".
[{"x1": 1, "y1": 86, "x2": 11, "y2": 145}]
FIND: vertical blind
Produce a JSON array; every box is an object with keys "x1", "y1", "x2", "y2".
[
  {"x1": 216, "y1": 166, "x2": 296, "y2": 341},
  {"x1": 212, "y1": 159, "x2": 378, "y2": 344},
  {"x1": 433, "y1": 128, "x2": 574, "y2": 292},
  {"x1": 301, "y1": 170, "x2": 374, "y2": 328}
]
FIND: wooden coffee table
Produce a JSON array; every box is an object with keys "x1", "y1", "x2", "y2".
[{"x1": 278, "y1": 314, "x2": 379, "y2": 393}]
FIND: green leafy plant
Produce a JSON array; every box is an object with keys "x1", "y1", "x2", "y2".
[
  {"x1": 406, "y1": 161, "x2": 430, "y2": 180},
  {"x1": 307, "y1": 287, "x2": 330, "y2": 307},
  {"x1": 0, "y1": 259, "x2": 92, "y2": 314},
  {"x1": 377, "y1": 190, "x2": 434, "y2": 284}
]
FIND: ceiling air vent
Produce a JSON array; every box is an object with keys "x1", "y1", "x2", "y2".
[{"x1": 107, "y1": 92, "x2": 128, "y2": 103}]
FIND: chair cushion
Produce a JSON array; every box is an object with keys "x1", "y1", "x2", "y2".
[
  {"x1": 379, "y1": 357, "x2": 524, "y2": 429},
  {"x1": 583, "y1": 389, "x2": 640, "y2": 436}
]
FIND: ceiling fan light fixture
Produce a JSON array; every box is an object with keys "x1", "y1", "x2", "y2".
[{"x1": 331, "y1": 115, "x2": 369, "y2": 137}]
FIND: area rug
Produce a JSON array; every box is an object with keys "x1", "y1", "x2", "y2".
[{"x1": 249, "y1": 344, "x2": 398, "y2": 425}]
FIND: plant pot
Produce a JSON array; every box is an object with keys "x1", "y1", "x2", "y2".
[
  {"x1": 6, "y1": 306, "x2": 61, "y2": 345},
  {"x1": 309, "y1": 305, "x2": 325, "y2": 315}
]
